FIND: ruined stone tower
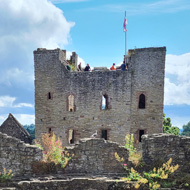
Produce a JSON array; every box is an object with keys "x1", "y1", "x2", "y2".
[{"x1": 34, "y1": 47, "x2": 166, "y2": 145}]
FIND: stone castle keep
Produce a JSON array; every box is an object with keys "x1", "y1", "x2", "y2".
[{"x1": 34, "y1": 47, "x2": 166, "y2": 145}]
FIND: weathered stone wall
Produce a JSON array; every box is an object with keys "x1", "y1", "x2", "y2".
[
  {"x1": 34, "y1": 47, "x2": 166, "y2": 146},
  {"x1": 64, "y1": 138, "x2": 129, "y2": 176},
  {"x1": 129, "y1": 48, "x2": 166, "y2": 143},
  {"x1": 142, "y1": 133, "x2": 190, "y2": 172},
  {"x1": 0, "y1": 132, "x2": 42, "y2": 177}
]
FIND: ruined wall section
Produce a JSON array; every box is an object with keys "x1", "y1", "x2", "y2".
[
  {"x1": 129, "y1": 47, "x2": 166, "y2": 142},
  {"x1": 142, "y1": 134, "x2": 190, "y2": 173},
  {"x1": 64, "y1": 138, "x2": 129, "y2": 176},
  {"x1": 0, "y1": 132, "x2": 42, "y2": 177},
  {"x1": 34, "y1": 48, "x2": 132, "y2": 145}
]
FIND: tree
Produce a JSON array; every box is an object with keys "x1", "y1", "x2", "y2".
[
  {"x1": 23, "y1": 124, "x2": 35, "y2": 140},
  {"x1": 181, "y1": 121, "x2": 190, "y2": 136},
  {"x1": 163, "y1": 114, "x2": 179, "y2": 135}
]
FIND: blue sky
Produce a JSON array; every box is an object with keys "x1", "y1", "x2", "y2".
[{"x1": 0, "y1": 0, "x2": 189, "y2": 129}]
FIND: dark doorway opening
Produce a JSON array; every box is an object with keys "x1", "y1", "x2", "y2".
[
  {"x1": 139, "y1": 130, "x2": 145, "y2": 142},
  {"x1": 101, "y1": 130, "x2": 108, "y2": 140}
]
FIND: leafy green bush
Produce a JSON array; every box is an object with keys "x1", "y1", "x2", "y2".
[
  {"x1": 35, "y1": 133, "x2": 73, "y2": 168},
  {"x1": 116, "y1": 154, "x2": 179, "y2": 190},
  {"x1": 115, "y1": 134, "x2": 179, "y2": 190},
  {"x1": 0, "y1": 168, "x2": 13, "y2": 183}
]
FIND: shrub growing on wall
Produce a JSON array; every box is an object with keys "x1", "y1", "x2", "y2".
[
  {"x1": 34, "y1": 133, "x2": 72, "y2": 170},
  {"x1": 115, "y1": 134, "x2": 179, "y2": 190},
  {"x1": 0, "y1": 168, "x2": 13, "y2": 183}
]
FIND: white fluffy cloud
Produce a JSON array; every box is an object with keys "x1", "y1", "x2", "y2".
[
  {"x1": 14, "y1": 114, "x2": 35, "y2": 125},
  {"x1": 0, "y1": 0, "x2": 74, "y2": 87},
  {"x1": 0, "y1": 0, "x2": 74, "y2": 124},
  {"x1": 164, "y1": 53, "x2": 190, "y2": 105},
  {"x1": 166, "y1": 53, "x2": 190, "y2": 81},
  {"x1": 0, "y1": 114, "x2": 34, "y2": 126},
  {"x1": 0, "y1": 96, "x2": 15, "y2": 108},
  {"x1": 0, "y1": 96, "x2": 33, "y2": 108}
]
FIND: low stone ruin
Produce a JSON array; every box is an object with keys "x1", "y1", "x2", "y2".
[{"x1": 0, "y1": 133, "x2": 190, "y2": 189}]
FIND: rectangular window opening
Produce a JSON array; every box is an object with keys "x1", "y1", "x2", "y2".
[
  {"x1": 48, "y1": 92, "x2": 52, "y2": 100},
  {"x1": 101, "y1": 130, "x2": 108, "y2": 140},
  {"x1": 139, "y1": 130, "x2": 145, "y2": 142},
  {"x1": 69, "y1": 129, "x2": 74, "y2": 144},
  {"x1": 48, "y1": 128, "x2": 52, "y2": 137}
]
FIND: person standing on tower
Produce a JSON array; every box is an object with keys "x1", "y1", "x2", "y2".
[
  {"x1": 66, "y1": 62, "x2": 71, "y2": 71},
  {"x1": 84, "y1": 63, "x2": 91, "y2": 71},
  {"x1": 77, "y1": 62, "x2": 82, "y2": 71},
  {"x1": 110, "y1": 63, "x2": 116, "y2": 70},
  {"x1": 121, "y1": 61, "x2": 126, "y2": 71}
]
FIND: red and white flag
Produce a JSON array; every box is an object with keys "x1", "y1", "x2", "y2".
[{"x1": 123, "y1": 16, "x2": 127, "y2": 32}]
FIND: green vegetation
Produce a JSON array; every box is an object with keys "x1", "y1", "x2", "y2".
[
  {"x1": 67, "y1": 60, "x2": 76, "y2": 71},
  {"x1": 0, "y1": 168, "x2": 13, "y2": 183},
  {"x1": 163, "y1": 113, "x2": 179, "y2": 135},
  {"x1": 35, "y1": 133, "x2": 73, "y2": 168},
  {"x1": 115, "y1": 134, "x2": 179, "y2": 190},
  {"x1": 124, "y1": 134, "x2": 144, "y2": 167},
  {"x1": 125, "y1": 134, "x2": 136, "y2": 156},
  {"x1": 181, "y1": 121, "x2": 190, "y2": 136},
  {"x1": 70, "y1": 64, "x2": 76, "y2": 71},
  {"x1": 23, "y1": 124, "x2": 35, "y2": 140}
]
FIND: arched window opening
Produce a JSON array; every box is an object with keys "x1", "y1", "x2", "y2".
[
  {"x1": 68, "y1": 129, "x2": 74, "y2": 144},
  {"x1": 68, "y1": 95, "x2": 75, "y2": 112},
  {"x1": 102, "y1": 94, "x2": 109, "y2": 110},
  {"x1": 138, "y1": 94, "x2": 145, "y2": 109},
  {"x1": 48, "y1": 92, "x2": 52, "y2": 100},
  {"x1": 139, "y1": 130, "x2": 145, "y2": 142}
]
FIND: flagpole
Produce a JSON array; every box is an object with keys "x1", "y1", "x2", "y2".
[
  {"x1": 125, "y1": 11, "x2": 127, "y2": 57},
  {"x1": 123, "y1": 11, "x2": 127, "y2": 64}
]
